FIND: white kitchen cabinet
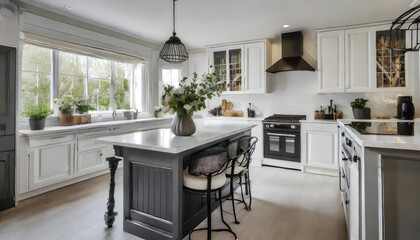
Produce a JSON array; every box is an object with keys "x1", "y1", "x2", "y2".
[
  {"x1": 301, "y1": 121, "x2": 338, "y2": 176},
  {"x1": 345, "y1": 27, "x2": 374, "y2": 92},
  {"x1": 0, "y1": 9, "x2": 19, "y2": 48},
  {"x1": 207, "y1": 39, "x2": 271, "y2": 94},
  {"x1": 75, "y1": 134, "x2": 114, "y2": 176},
  {"x1": 317, "y1": 30, "x2": 345, "y2": 93},
  {"x1": 29, "y1": 141, "x2": 75, "y2": 189},
  {"x1": 318, "y1": 24, "x2": 412, "y2": 93}
]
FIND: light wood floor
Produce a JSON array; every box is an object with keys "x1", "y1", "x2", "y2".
[{"x1": 0, "y1": 166, "x2": 347, "y2": 240}]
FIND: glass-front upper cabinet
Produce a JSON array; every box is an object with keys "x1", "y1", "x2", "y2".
[
  {"x1": 375, "y1": 29, "x2": 406, "y2": 89},
  {"x1": 210, "y1": 45, "x2": 244, "y2": 93}
]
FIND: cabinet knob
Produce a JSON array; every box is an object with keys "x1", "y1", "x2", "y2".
[
  {"x1": 345, "y1": 200, "x2": 349, "y2": 205},
  {"x1": 341, "y1": 132, "x2": 345, "y2": 137}
]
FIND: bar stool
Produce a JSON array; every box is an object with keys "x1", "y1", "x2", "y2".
[
  {"x1": 183, "y1": 147, "x2": 237, "y2": 240},
  {"x1": 226, "y1": 136, "x2": 258, "y2": 224}
]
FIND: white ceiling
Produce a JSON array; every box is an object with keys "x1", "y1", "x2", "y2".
[{"x1": 21, "y1": 0, "x2": 413, "y2": 49}]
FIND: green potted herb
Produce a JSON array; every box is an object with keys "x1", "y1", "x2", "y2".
[
  {"x1": 21, "y1": 104, "x2": 53, "y2": 130},
  {"x1": 75, "y1": 100, "x2": 95, "y2": 114},
  {"x1": 351, "y1": 98, "x2": 371, "y2": 119}
]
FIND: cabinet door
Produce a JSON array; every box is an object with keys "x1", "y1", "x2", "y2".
[
  {"x1": 211, "y1": 48, "x2": 228, "y2": 91},
  {"x1": 29, "y1": 142, "x2": 74, "y2": 189},
  {"x1": 244, "y1": 42, "x2": 266, "y2": 93},
  {"x1": 0, "y1": 46, "x2": 16, "y2": 136},
  {"x1": 227, "y1": 47, "x2": 244, "y2": 92},
  {"x1": 317, "y1": 30, "x2": 345, "y2": 93},
  {"x1": 345, "y1": 28, "x2": 374, "y2": 92},
  {"x1": 0, "y1": 151, "x2": 14, "y2": 210},
  {"x1": 76, "y1": 148, "x2": 108, "y2": 176},
  {"x1": 305, "y1": 131, "x2": 338, "y2": 169}
]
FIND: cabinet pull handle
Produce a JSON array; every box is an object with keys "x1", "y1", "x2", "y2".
[{"x1": 339, "y1": 170, "x2": 345, "y2": 192}]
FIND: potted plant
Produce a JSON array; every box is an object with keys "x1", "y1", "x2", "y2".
[
  {"x1": 54, "y1": 97, "x2": 75, "y2": 126},
  {"x1": 75, "y1": 100, "x2": 95, "y2": 114},
  {"x1": 161, "y1": 72, "x2": 222, "y2": 136},
  {"x1": 351, "y1": 98, "x2": 371, "y2": 119},
  {"x1": 21, "y1": 104, "x2": 53, "y2": 130}
]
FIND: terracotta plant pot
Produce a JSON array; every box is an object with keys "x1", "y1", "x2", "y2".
[
  {"x1": 29, "y1": 118, "x2": 46, "y2": 130},
  {"x1": 352, "y1": 108, "x2": 371, "y2": 119},
  {"x1": 171, "y1": 113, "x2": 196, "y2": 136}
]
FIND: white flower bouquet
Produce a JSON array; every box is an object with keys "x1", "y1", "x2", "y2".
[{"x1": 161, "y1": 72, "x2": 222, "y2": 117}]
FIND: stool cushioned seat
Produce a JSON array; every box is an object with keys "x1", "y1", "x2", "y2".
[{"x1": 183, "y1": 168, "x2": 226, "y2": 191}]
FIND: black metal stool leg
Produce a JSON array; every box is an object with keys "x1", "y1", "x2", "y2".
[
  {"x1": 104, "y1": 157, "x2": 121, "y2": 228},
  {"x1": 230, "y1": 175, "x2": 240, "y2": 224},
  {"x1": 247, "y1": 172, "x2": 252, "y2": 211},
  {"x1": 244, "y1": 173, "x2": 249, "y2": 195},
  {"x1": 207, "y1": 175, "x2": 212, "y2": 240}
]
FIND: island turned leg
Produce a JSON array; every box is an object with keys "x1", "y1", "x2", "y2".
[{"x1": 104, "y1": 156, "x2": 121, "y2": 228}]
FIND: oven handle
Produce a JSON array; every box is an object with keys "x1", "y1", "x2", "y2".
[{"x1": 267, "y1": 133, "x2": 296, "y2": 138}]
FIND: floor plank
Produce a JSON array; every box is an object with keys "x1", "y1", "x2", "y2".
[{"x1": 0, "y1": 166, "x2": 347, "y2": 240}]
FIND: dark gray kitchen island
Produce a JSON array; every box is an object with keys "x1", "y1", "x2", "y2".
[{"x1": 97, "y1": 120, "x2": 255, "y2": 240}]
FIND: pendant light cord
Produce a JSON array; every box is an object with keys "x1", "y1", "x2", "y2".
[{"x1": 173, "y1": 0, "x2": 176, "y2": 35}]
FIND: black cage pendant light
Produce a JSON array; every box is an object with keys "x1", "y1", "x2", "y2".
[
  {"x1": 159, "y1": 0, "x2": 188, "y2": 63},
  {"x1": 389, "y1": 4, "x2": 420, "y2": 52}
]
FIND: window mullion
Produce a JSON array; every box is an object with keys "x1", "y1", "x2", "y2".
[
  {"x1": 52, "y1": 50, "x2": 58, "y2": 103},
  {"x1": 111, "y1": 61, "x2": 115, "y2": 112}
]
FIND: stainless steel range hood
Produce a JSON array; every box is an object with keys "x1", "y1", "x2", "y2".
[{"x1": 266, "y1": 31, "x2": 316, "y2": 73}]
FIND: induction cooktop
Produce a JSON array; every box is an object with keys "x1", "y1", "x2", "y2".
[{"x1": 346, "y1": 121, "x2": 415, "y2": 136}]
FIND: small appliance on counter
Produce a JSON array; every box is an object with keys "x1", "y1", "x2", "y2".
[
  {"x1": 247, "y1": 103, "x2": 256, "y2": 118},
  {"x1": 314, "y1": 99, "x2": 343, "y2": 120},
  {"x1": 397, "y1": 96, "x2": 415, "y2": 120}
]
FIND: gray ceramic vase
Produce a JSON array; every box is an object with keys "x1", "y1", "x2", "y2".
[
  {"x1": 352, "y1": 108, "x2": 371, "y2": 119},
  {"x1": 171, "y1": 113, "x2": 196, "y2": 136},
  {"x1": 29, "y1": 118, "x2": 46, "y2": 130}
]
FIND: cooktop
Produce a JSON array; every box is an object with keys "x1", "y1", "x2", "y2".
[{"x1": 346, "y1": 121, "x2": 415, "y2": 136}]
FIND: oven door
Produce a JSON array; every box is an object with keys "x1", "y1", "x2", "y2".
[{"x1": 264, "y1": 131, "x2": 300, "y2": 162}]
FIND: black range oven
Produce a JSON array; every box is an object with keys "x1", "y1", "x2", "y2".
[{"x1": 263, "y1": 115, "x2": 306, "y2": 163}]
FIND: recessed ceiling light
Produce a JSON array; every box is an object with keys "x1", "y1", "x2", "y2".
[
  {"x1": 64, "y1": 5, "x2": 73, "y2": 11},
  {"x1": 283, "y1": 24, "x2": 290, "y2": 28}
]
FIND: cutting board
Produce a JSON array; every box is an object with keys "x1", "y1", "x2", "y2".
[{"x1": 222, "y1": 110, "x2": 244, "y2": 117}]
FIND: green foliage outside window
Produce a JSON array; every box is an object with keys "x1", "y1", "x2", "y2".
[{"x1": 21, "y1": 44, "x2": 140, "y2": 113}]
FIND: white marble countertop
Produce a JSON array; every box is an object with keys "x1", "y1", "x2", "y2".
[
  {"x1": 300, "y1": 119, "x2": 337, "y2": 124},
  {"x1": 97, "y1": 119, "x2": 256, "y2": 154},
  {"x1": 203, "y1": 116, "x2": 264, "y2": 121},
  {"x1": 20, "y1": 117, "x2": 172, "y2": 137},
  {"x1": 338, "y1": 119, "x2": 420, "y2": 151}
]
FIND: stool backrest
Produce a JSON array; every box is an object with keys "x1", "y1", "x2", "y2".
[
  {"x1": 235, "y1": 136, "x2": 258, "y2": 168},
  {"x1": 188, "y1": 147, "x2": 229, "y2": 177}
]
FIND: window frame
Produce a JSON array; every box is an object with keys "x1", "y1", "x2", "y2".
[{"x1": 21, "y1": 44, "x2": 145, "y2": 116}]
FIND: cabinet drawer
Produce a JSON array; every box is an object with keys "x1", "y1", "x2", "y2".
[
  {"x1": 30, "y1": 135, "x2": 75, "y2": 148},
  {"x1": 78, "y1": 136, "x2": 110, "y2": 152},
  {"x1": 301, "y1": 123, "x2": 337, "y2": 132}
]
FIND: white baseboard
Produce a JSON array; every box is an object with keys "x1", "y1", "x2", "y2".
[
  {"x1": 262, "y1": 158, "x2": 302, "y2": 170},
  {"x1": 303, "y1": 165, "x2": 339, "y2": 177}
]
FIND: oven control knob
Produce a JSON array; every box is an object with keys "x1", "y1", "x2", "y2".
[
  {"x1": 291, "y1": 125, "x2": 296, "y2": 129},
  {"x1": 265, "y1": 124, "x2": 269, "y2": 128},
  {"x1": 270, "y1": 124, "x2": 274, "y2": 128}
]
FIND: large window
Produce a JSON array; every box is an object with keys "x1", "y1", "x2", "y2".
[
  {"x1": 21, "y1": 45, "x2": 52, "y2": 108},
  {"x1": 21, "y1": 44, "x2": 145, "y2": 113}
]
